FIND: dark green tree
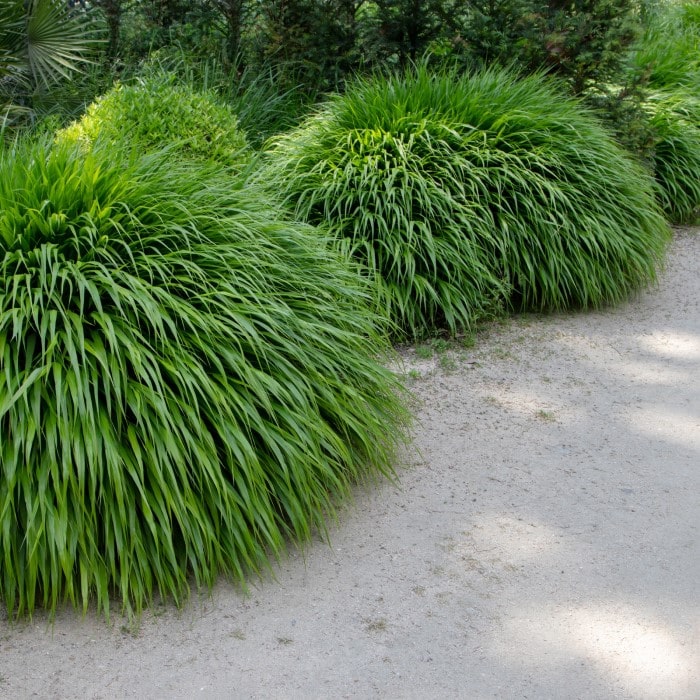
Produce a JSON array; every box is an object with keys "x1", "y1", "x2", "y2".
[
  {"x1": 212, "y1": 0, "x2": 245, "y2": 63},
  {"x1": 256, "y1": 0, "x2": 360, "y2": 88},
  {"x1": 364, "y1": 0, "x2": 456, "y2": 65},
  {"x1": 93, "y1": 0, "x2": 123, "y2": 57},
  {"x1": 454, "y1": 0, "x2": 643, "y2": 94}
]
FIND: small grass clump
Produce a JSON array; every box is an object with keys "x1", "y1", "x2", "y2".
[
  {"x1": 58, "y1": 73, "x2": 249, "y2": 167},
  {"x1": 266, "y1": 65, "x2": 670, "y2": 338},
  {"x1": 136, "y1": 51, "x2": 318, "y2": 148},
  {"x1": 0, "y1": 138, "x2": 408, "y2": 619}
]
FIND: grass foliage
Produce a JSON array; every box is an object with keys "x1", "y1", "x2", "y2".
[
  {"x1": 630, "y1": 2, "x2": 700, "y2": 93},
  {"x1": 267, "y1": 66, "x2": 670, "y2": 338},
  {"x1": 0, "y1": 138, "x2": 408, "y2": 619},
  {"x1": 135, "y1": 52, "x2": 318, "y2": 148},
  {"x1": 626, "y1": 2, "x2": 700, "y2": 223},
  {"x1": 58, "y1": 73, "x2": 249, "y2": 167},
  {"x1": 646, "y1": 92, "x2": 700, "y2": 223}
]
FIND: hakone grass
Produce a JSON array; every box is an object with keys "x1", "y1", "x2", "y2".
[
  {"x1": 629, "y1": 1, "x2": 700, "y2": 94},
  {"x1": 265, "y1": 65, "x2": 671, "y2": 339},
  {"x1": 0, "y1": 137, "x2": 409, "y2": 620},
  {"x1": 646, "y1": 92, "x2": 700, "y2": 224},
  {"x1": 625, "y1": 1, "x2": 700, "y2": 223}
]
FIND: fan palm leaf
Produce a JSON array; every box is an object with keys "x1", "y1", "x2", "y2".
[
  {"x1": 1, "y1": 0, "x2": 97, "y2": 130},
  {"x1": 1, "y1": 0, "x2": 95, "y2": 85}
]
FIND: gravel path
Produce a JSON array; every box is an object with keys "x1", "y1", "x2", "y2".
[{"x1": 1, "y1": 229, "x2": 698, "y2": 700}]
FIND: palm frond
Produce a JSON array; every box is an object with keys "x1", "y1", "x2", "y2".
[{"x1": 25, "y1": 0, "x2": 97, "y2": 86}]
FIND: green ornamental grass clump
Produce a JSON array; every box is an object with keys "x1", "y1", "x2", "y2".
[
  {"x1": 0, "y1": 138, "x2": 408, "y2": 619},
  {"x1": 58, "y1": 74, "x2": 249, "y2": 167},
  {"x1": 629, "y1": 1, "x2": 700, "y2": 93},
  {"x1": 135, "y1": 52, "x2": 319, "y2": 148},
  {"x1": 625, "y1": 2, "x2": 700, "y2": 224},
  {"x1": 267, "y1": 66, "x2": 670, "y2": 338},
  {"x1": 646, "y1": 92, "x2": 700, "y2": 224}
]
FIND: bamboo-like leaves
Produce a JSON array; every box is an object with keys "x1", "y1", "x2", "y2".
[
  {"x1": 58, "y1": 74, "x2": 251, "y2": 169},
  {"x1": 0, "y1": 138, "x2": 409, "y2": 619}
]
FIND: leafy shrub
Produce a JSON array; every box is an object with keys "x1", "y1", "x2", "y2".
[
  {"x1": 0, "y1": 138, "x2": 408, "y2": 619},
  {"x1": 356, "y1": 0, "x2": 453, "y2": 68},
  {"x1": 135, "y1": 51, "x2": 318, "y2": 148},
  {"x1": 58, "y1": 74, "x2": 249, "y2": 167},
  {"x1": 253, "y1": 0, "x2": 360, "y2": 91},
  {"x1": 266, "y1": 66, "x2": 670, "y2": 338},
  {"x1": 584, "y1": 80, "x2": 658, "y2": 163}
]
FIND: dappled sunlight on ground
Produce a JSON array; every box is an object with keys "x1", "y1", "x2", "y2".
[
  {"x1": 568, "y1": 605, "x2": 698, "y2": 697},
  {"x1": 455, "y1": 514, "x2": 567, "y2": 566},
  {"x1": 637, "y1": 330, "x2": 700, "y2": 361},
  {"x1": 486, "y1": 602, "x2": 698, "y2": 699},
  {"x1": 626, "y1": 405, "x2": 700, "y2": 453},
  {"x1": 474, "y1": 386, "x2": 579, "y2": 427}
]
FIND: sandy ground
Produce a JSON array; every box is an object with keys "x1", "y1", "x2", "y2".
[{"x1": 1, "y1": 229, "x2": 698, "y2": 700}]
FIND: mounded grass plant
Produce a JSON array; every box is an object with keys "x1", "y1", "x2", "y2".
[
  {"x1": 267, "y1": 66, "x2": 670, "y2": 338},
  {"x1": 58, "y1": 73, "x2": 249, "y2": 167},
  {"x1": 646, "y1": 92, "x2": 700, "y2": 224},
  {"x1": 629, "y1": 2, "x2": 700, "y2": 93},
  {"x1": 624, "y1": 2, "x2": 700, "y2": 223},
  {"x1": 0, "y1": 138, "x2": 408, "y2": 619}
]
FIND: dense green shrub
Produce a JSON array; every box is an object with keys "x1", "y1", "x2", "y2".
[
  {"x1": 437, "y1": 0, "x2": 642, "y2": 95},
  {"x1": 58, "y1": 74, "x2": 249, "y2": 167},
  {"x1": 357, "y1": 0, "x2": 454, "y2": 67},
  {"x1": 0, "y1": 138, "x2": 408, "y2": 619},
  {"x1": 253, "y1": 0, "x2": 360, "y2": 90},
  {"x1": 584, "y1": 80, "x2": 658, "y2": 163},
  {"x1": 132, "y1": 52, "x2": 318, "y2": 148},
  {"x1": 267, "y1": 66, "x2": 670, "y2": 338}
]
